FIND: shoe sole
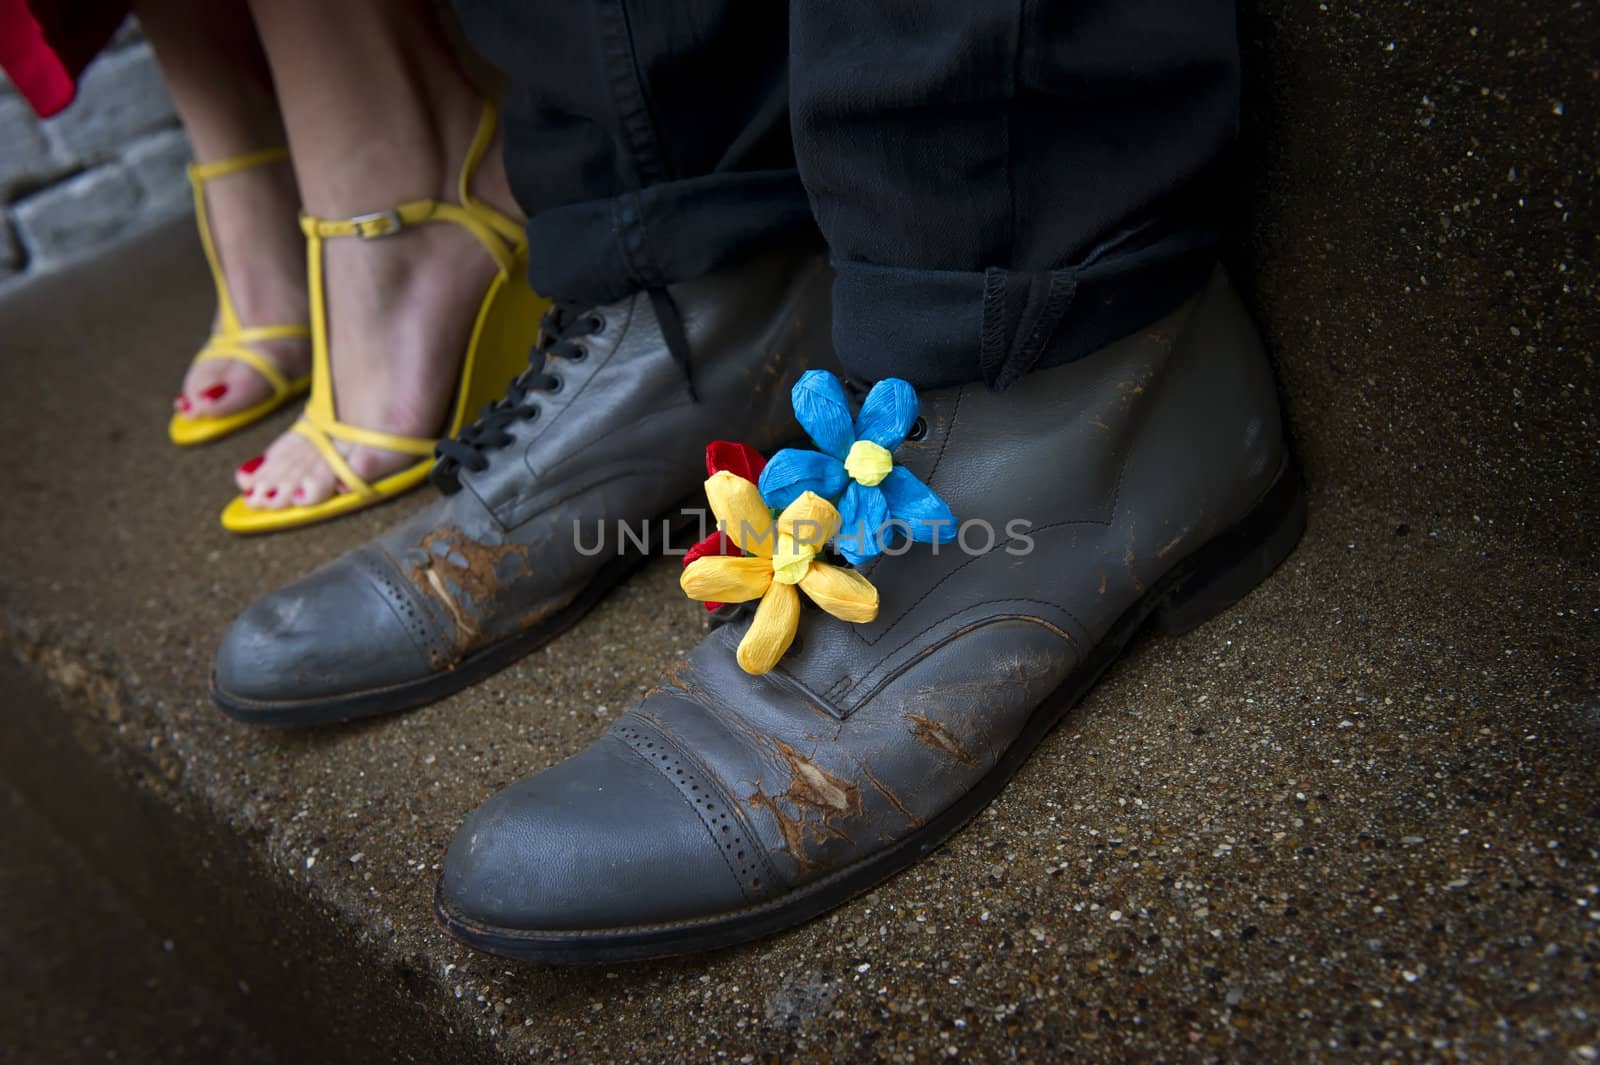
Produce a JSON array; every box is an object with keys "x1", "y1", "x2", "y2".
[
  {"x1": 433, "y1": 461, "x2": 1309, "y2": 963},
  {"x1": 211, "y1": 508, "x2": 701, "y2": 726}
]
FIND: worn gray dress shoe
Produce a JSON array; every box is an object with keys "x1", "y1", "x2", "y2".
[
  {"x1": 212, "y1": 240, "x2": 837, "y2": 724},
  {"x1": 435, "y1": 268, "x2": 1306, "y2": 962}
]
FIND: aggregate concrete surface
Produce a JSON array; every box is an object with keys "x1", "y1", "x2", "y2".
[
  {"x1": 0, "y1": 784, "x2": 278, "y2": 1065},
  {"x1": 0, "y1": 1, "x2": 1595, "y2": 1061}
]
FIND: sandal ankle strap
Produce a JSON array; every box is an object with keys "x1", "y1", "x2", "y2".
[
  {"x1": 187, "y1": 146, "x2": 290, "y2": 186},
  {"x1": 298, "y1": 199, "x2": 516, "y2": 276},
  {"x1": 296, "y1": 103, "x2": 524, "y2": 272}
]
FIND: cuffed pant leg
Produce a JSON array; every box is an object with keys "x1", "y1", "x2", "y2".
[
  {"x1": 454, "y1": 0, "x2": 816, "y2": 305},
  {"x1": 790, "y1": 0, "x2": 1240, "y2": 389}
]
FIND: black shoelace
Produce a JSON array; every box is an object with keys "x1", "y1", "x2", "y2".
[
  {"x1": 431, "y1": 300, "x2": 603, "y2": 494},
  {"x1": 431, "y1": 289, "x2": 699, "y2": 495}
]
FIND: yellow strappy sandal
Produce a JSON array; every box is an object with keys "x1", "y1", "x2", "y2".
[
  {"x1": 219, "y1": 102, "x2": 547, "y2": 534},
  {"x1": 169, "y1": 148, "x2": 312, "y2": 446}
]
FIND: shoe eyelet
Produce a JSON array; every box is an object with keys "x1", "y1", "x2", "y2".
[
  {"x1": 906, "y1": 416, "x2": 928, "y2": 442},
  {"x1": 565, "y1": 344, "x2": 588, "y2": 363},
  {"x1": 585, "y1": 313, "x2": 606, "y2": 334},
  {"x1": 545, "y1": 375, "x2": 564, "y2": 394}
]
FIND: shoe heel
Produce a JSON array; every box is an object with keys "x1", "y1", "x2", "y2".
[{"x1": 1152, "y1": 462, "x2": 1307, "y2": 636}]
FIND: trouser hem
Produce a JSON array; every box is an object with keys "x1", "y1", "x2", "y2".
[{"x1": 829, "y1": 228, "x2": 1220, "y2": 389}]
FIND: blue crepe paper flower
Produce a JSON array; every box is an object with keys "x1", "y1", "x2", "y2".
[{"x1": 758, "y1": 370, "x2": 956, "y2": 564}]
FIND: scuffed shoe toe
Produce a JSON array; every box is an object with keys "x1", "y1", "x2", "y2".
[
  {"x1": 439, "y1": 731, "x2": 749, "y2": 933},
  {"x1": 212, "y1": 551, "x2": 433, "y2": 719}
]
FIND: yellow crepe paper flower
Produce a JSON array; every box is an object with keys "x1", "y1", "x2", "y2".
[{"x1": 680, "y1": 470, "x2": 879, "y2": 674}]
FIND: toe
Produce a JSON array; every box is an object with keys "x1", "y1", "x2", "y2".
[
  {"x1": 196, "y1": 380, "x2": 233, "y2": 410},
  {"x1": 244, "y1": 450, "x2": 292, "y2": 508},
  {"x1": 239, "y1": 433, "x2": 351, "y2": 509},
  {"x1": 182, "y1": 359, "x2": 272, "y2": 418},
  {"x1": 244, "y1": 435, "x2": 311, "y2": 509},
  {"x1": 178, "y1": 360, "x2": 224, "y2": 412},
  {"x1": 290, "y1": 461, "x2": 340, "y2": 508},
  {"x1": 234, "y1": 454, "x2": 265, "y2": 493},
  {"x1": 248, "y1": 484, "x2": 283, "y2": 509}
]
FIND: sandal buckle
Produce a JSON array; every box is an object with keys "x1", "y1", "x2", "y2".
[{"x1": 350, "y1": 209, "x2": 403, "y2": 239}]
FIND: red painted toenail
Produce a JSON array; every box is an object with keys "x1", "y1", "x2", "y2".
[
  {"x1": 292, "y1": 487, "x2": 306, "y2": 501},
  {"x1": 176, "y1": 395, "x2": 191, "y2": 413},
  {"x1": 264, "y1": 488, "x2": 278, "y2": 500},
  {"x1": 335, "y1": 480, "x2": 346, "y2": 493},
  {"x1": 200, "y1": 383, "x2": 228, "y2": 401},
  {"x1": 238, "y1": 455, "x2": 265, "y2": 475}
]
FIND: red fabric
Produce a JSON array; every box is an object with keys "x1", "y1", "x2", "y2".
[
  {"x1": 0, "y1": 0, "x2": 73, "y2": 115},
  {"x1": 684, "y1": 441, "x2": 768, "y2": 611},
  {"x1": 1, "y1": 0, "x2": 130, "y2": 118}
]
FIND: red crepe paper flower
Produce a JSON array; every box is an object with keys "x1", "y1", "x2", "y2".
[
  {"x1": 704, "y1": 440, "x2": 767, "y2": 481},
  {"x1": 685, "y1": 442, "x2": 768, "y2": 611}
]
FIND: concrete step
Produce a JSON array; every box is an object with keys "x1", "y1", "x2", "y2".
[
  {"x1": 1, "y1": 2, "x2": 1595, "y2": 1060},
  {"x1": 0, "y1": 782, "x2": 279, "y2": 1065}
]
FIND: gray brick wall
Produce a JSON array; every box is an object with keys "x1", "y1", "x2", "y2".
[{"x1": 1, "y1": 19, "x2": 192, "y2": 287}]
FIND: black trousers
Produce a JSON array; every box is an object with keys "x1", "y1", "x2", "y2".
[{"x1": 452, "y1": 1, "x2": 1240, "y2": 390}]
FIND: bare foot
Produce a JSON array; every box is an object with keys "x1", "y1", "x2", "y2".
[
  {"x1": 176, "y1": 157, "x2": 310, "y2": 420},
  {"x1": 235, "y1": 136, "x2": 522, "y2": 508}
]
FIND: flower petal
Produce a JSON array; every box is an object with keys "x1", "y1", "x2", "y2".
[
  {"x1": 758, "y1": 448, "x2": 847, "y2": 512},
  {"x1": 680, "y1": 556, "x2": 772, "y2": 604},
  {"x1": 790, "y1": 369, "x2": 855, "y2": 458},
  {"x1": 705, "y1": 471, "x2": 775, "y2": 557},
  {"x1": 835, "y1": 481, "x2": 891, "y2": 565},
  {"x1": 772, "y1": 491, "x2": 842, "y2": 584},
  {"x1": 682, "y1": 529, "x2": 742, "y2": 611},
  {"x1": 775, "y1": 490, "x2": 842, "y2": 547},
  {"x1": 880, "y1": 466, "x2": 957, "y2": 543},
  {"x1": 705, "y1": 440, "x2": 767, "y2": 481},
  {"x1": 736, "y1": 582, "x2": 800, "y2": 675},
  {"x1": 853, "y1": 378, "x2": 918, "y2": 449},
  {"x1": 799, "y1": 562, "x2": 879, "y2": 624}
]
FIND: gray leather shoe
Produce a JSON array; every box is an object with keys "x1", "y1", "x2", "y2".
[
  {"x1": 435, "y1": 268, "x2": 1306, "y2": 962},
  {"x1": 212, "y1": 240, "x2": 836, "y2": 724}
]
